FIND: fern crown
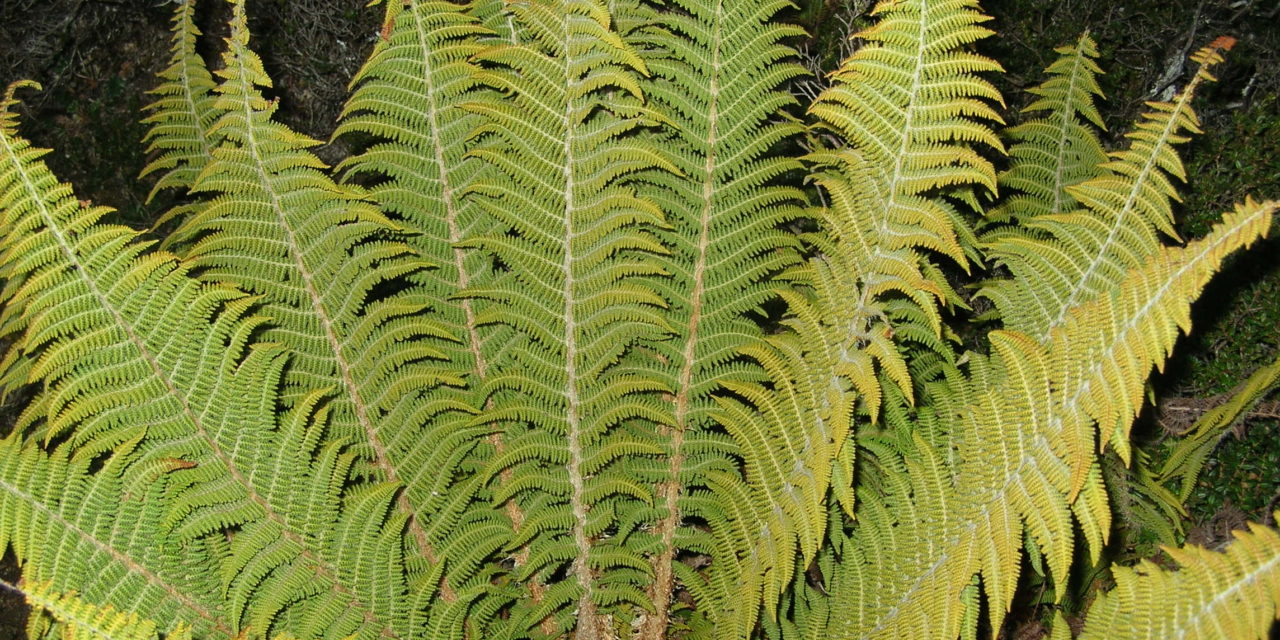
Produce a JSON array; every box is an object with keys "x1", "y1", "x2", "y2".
[{"x1": 0, "y1": 2, "x2": 1276, "y2": 640}]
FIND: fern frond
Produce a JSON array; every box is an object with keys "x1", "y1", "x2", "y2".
[
  {"x1": 686, "y1": 3, "x2": 1006, "y2": 632},
  {"x1": 987, "y1": 32, "x2": 1107, "y2": 223},
  {"x1": 457, "y1": 2, "x2": 677, "y2": 635},
  {"x1": 981, "y1": 39, "x2": 1233, "y2": 341},
  {"x1": 0, "y1": 437, "x2": 234, "y2": 638},
  {"x1": 720, "y1": 2, "x2": 1003, "y2": 626},
  {"x1": 809, "y1": 0, "x2": 1004, "y2": 272},
  {"x1": 798, "y1": 0, "x2": 1005, "y2": 416},
  {"x1": 336, "y1": 1, "x2": 495, "y2": 369},
  {"x1": 0, "y1": 81, "x2": 46, "y2": 400},
  {"x1": 1060, "y1": 198, "x2": 1276, "y2": 461},
  {"x1": 0, "y1": 83, "x2": 410, "y2": 639},
  {"x1": 1079, "y1": 514, "x2": 1280, "y2": 640},
  {"x1": 157, "y1": 1, "x2": 489, "y2": 604},
  {"x1": 14, "y1": 580, "x2": 193, "y2": 640},
  {"x1": 139, "y1": 0, "x2": 220, "y2": 204},
  {"x1": 619, "y1": 0, "x2": 810, "y2": 633},
  {"x1": 333, "y1": 4, "x2": 530, "y2": 623},
  {"x1": 1159, "y1": 349, "x2": 1280, "y2": 501},
  {"x1": 824, "y1": 198, "x2": 1275, "y2": 639}
]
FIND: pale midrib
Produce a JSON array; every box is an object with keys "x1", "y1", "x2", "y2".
[
  {"x1": 175, "y1": 5, "x2": 215, "y2": 174},
  {"x1": 1046, "y1": 73, "x2": 1203, "y2": 333},
  {"x1": 880, "y1": 3, "x2": 929, "y2": 241},
  {"x1": 643, "y1": 4, "x2": 724, "y2": 637},
  {"x1": 846, "y1": 3, "x2": 931, "y2": 377},
  {"x1": 0, "y1": 474, "x2": 232, "y2": 635},
  {"x1": 3, "y1": 127, "x2": 382, "y2": 636},
  {"x1": 857, "y1": 205, "x2": 1272, "y2": 638},
  {"x1": 409, "y1": 0, "x2": 473, "y2": 604},
  {"x1": 560, "y1": 16, "x2": 599, "y2": 640},
  {"x1": 844, "y1": 1, "x2": 935, "y2": 335},
  {"x1": 1048, "y1": 44, "x2": 1088, "y2": 217},
  {"x1": 1172, "y1": 546, "x2": 1280, "y2": 640},
  {"x1": 228, "y1": 57, "x2": 401, "y2": 635},
  {"x1": 412, "y1": 14, "x2": 487, "y2": 381},
  {"x1": 1007, "y1": 45, "x2": 1090, "y2": 332},
  {"x1": 1062, "y1": 204, "x2": 1272, "y2": 435}
]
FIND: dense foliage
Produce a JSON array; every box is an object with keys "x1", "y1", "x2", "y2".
[{"x1": 0, "y1": 1, "x2": 1276, "y2": 639}]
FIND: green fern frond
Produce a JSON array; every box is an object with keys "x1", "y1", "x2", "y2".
[
  {"x1": 799, "y1": 0, "x2": 1005, "y2": 415},
  {"x1": 0, "y1": 82, "x2": 411, "y2": 639},
  {"x1": 139, "y1": 0, "x2": 220, "y2": 204},
  {"x1": 0, "y1": 80, "x2": 46, "y2": 400},
  {"x1": 336, "y1": 0, "x2": 503, "y2": 377},
  {"x1": 618, "y1": 0, "x2": 811, "y2": 633},
  {"x1": 987, "y1": 32, "x2": 1107, "y2": 224},
  {"x1": 154, "y1": 1, "x2": 492, "y2": 607},
  {"x1": 0, "y1": 436, "x2": 233, "y2": 638},
  {"x1": 823, "y1": 199, "x2": 1274, "y2": 639},
  {"x1": 1080, "y1": 514, "x2": 1280, "y2": 640},
  {"x1": 457, "y1": 2, "x2": 677, "y2": 635},
  {"x1": 809, "y1": 0, "x2": 1004, "y2": 271},
  {"x1": 333, "y1": 3, "x2": 536, "y2": 630},
  {"x1": 1159, "y1": 349, "x2": 1280, "y2": 501}
]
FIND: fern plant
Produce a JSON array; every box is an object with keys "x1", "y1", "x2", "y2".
[{"x1": 0, "y1": 1, "x2": 1277, "y2": 639}]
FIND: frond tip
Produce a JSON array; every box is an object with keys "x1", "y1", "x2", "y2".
[{"x1": 139, "y1": 0, "x2": 220, "y2": 201}]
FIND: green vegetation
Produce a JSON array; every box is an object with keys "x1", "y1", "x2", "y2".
[{"x1": 0, "y1": 1, "x2": 1276, "y2": 639}]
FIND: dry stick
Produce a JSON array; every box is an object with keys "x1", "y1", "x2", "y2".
[{"x1": 1157, "y1": 397, "x2": 1280, "y2": 435}]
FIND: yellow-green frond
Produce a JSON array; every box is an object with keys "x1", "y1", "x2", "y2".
[
  {"x1": 797, "y1": 0, "x2": 1004, "y2": 419},
  {"x1": 1159, "y1": 349, "x2": 1280, "y2": 502},
  {"x1": 821, "y1": 198, "x2": 1274, "y2": 639},
  {"x1": 18, "y1": 580, "x2": 190, "y2": 640},
  {"x1": 982, "y1": 39, "x2": 1233, "y2": 341},
  {"x1": 1080, "y1": 515, "x2": 1280, "y2": 640},
  {"x1": 152, "y1": 3, "x2": 494, "y2": 611},
  {"x1": 0, "y1": 79, "x2": 409, "y2": 640},
  {"x1": 458, "y1": 2, "x2": 678, "y2": 635},
  {"x1": 1055, "y1": 198, "x2": 1276, "y2": 462},
  {"x1": 810, "y1": 0, "x2": 1005, "y2": 235},
  {"x1": 621, "y1": 0, "x2": 812, "y2": 631}
]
